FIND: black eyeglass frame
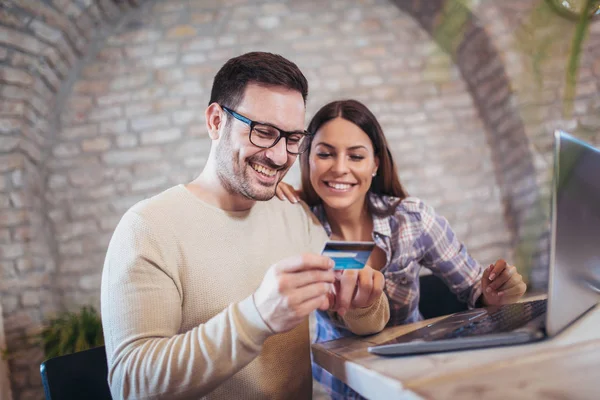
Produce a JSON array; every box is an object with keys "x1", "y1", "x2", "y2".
[{"x1": 220, "y1": 105, "x2": 312, "y2": 155}]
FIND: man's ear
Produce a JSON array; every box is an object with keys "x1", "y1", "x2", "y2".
[{"x1": 205, "y1": 103, "x2": 225, "y2": 140}]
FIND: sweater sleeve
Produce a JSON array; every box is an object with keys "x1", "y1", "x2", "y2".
[
  {"x1": 101, "y1": 210, "x2": 274, "y2": 400},
  {"x1": 341, "y1": 291, "x2": 390, "y2": 335}
]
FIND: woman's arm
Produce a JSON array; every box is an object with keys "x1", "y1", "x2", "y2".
[
  {"x1": 412, "y1": 199, "x2": 526, "y2": 307},
  {"x1": 411, "y1": 199, "x2": 483, "y2": 308}
]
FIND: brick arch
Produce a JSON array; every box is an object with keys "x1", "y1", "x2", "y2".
[
  {"x1": 389, "y1": 0, "x2": 545, "y2": 280},
  {"x1": 0, "y1": 0, "x2": 548, "y2": 398},
  {"x1": 0, "y1": 1, "x2": 143, "y2": 398}
]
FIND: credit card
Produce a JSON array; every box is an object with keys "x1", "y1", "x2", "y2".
[{"x1": 321, "y1": 241, "x2": 375, "y2": 270}]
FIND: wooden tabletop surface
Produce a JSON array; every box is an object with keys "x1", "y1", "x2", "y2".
[{"x1": 312, "y1": 298, "x2": 600, "y2": 399}]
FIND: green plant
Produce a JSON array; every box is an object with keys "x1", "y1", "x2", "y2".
[
  {"x1": 1, "y1": 306, "x2": 104, "y2": 361},
  {"x1": 563, "y1": 0, "x2": 599, "y2": 115},
  {"x1": 428, "y1": 0, "x2": 599, "y2": 117},
  {"x1": 34, "y1": 306, "x2": 104, "y2": 359}
]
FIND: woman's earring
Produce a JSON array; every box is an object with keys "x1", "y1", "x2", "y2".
[{"x1": 372, "y1": 172, "x2": 377, "y2": 177}]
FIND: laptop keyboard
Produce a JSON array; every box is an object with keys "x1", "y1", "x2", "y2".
[{"x1": 442, "y1": 299, "x2": 547, "y2": 339}]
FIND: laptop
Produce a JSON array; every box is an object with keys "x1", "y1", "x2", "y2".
[{"x1": 369, "y1": 130, "x2": 600, "y2": 356}]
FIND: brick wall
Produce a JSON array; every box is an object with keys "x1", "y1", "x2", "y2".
[
  {"x1": 473, "y1": 0, "x2": 600, "y2": 286},
  {"x1": 391, "y1": 0, "x2": 538, "y2": 292},
  {"x1": 1, "y1": 0, "x2": 600, "y2": 399},
  {"x1": 48, "y1": 0, "x2": 516, "y2": 320},
  {"x1": 1, "y1": 301, "x2": 12, "y2": 400},
  {"x1": 391, "y1": 0, "x2": 600, "y2": 289},
  {"x1": 0, "y1": 1, "x2": 142, "y2": 398}
]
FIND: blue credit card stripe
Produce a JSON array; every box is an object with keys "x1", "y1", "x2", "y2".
[
  {"x1": 332, "y1": 258, "x2": 365, "y2": 269},
  {"x1": 321, "y1": 241, "x2": 375, "y2": 270}
]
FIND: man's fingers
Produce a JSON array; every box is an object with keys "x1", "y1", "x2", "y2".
[
  {"x1": 276, "y1": 254, "x2": 334, "y2": 273},
  {"x1": 324, "y1": 291, "x2": 335, "y2": 311},
  {"x1": 292, "y1": 282, "x2": 333, "y2": 304},
  {"x1": 290, "y1": 269, "x2": 335, "y2": 289},
  {"x1": 330, "y1": 281, "x2": 341, "y2": 311},
  {"x1": 318, "y1": 294, "x2": 331, "y2": 311},
  {"x1": 298, "y1": 294, "x2": 329, "y2": 316}
]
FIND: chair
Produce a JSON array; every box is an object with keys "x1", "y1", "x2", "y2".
[
  {"x1": 418, "y1": 274, "x2": 469, "y2": 319},
  {"x1": 40, "y1": 345, "x2": 112, "y2": 400}
]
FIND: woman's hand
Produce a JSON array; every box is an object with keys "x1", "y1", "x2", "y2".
[
  {"x1": 329, "y1": 265, "x2": 385, "y2": 317},
  {"x1": 481, "y1": 259, "x2": 527, "y2": 306},
  {"x1": 275, "y1": 181, "x2": 302, "y2": 203}
]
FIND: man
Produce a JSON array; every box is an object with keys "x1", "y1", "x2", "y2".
[{"x1": 101, "y1": 52, "x2": 390, "y2": 399}]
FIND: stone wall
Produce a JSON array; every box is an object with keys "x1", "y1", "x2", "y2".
[{"x1": 1, "y1": 0, "x2": 599, "y2": 399}]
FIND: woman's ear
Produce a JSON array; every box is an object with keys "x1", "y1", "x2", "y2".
[
  {"x1": 373, "y1": 155, "x2": 380, "y2": 176},
  {"x1": 205, "y1": 103, "x2": 224, "y2": 140}
]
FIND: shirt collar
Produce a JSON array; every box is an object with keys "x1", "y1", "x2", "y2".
[
  {"x1": 311, "y1": 192, "x2": 394, "y2": 239},
  {"x1": 368, "y1": 192, "x2": 393, "y2": 238}
]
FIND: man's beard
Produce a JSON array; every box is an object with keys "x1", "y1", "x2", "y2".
[{"x1": 215, "y1": 130, "x2": 287, "y2": 201}]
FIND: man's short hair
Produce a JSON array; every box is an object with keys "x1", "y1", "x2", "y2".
[{"x1": 209, "y1": 52, "x2": 309, "y2": 109}]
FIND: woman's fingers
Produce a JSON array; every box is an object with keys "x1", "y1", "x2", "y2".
[
  {"x1": 275, "y1": 184, "x2": 286, "y2": 200},
  {"x1": 351, "y1": 267, "x2": 374, "y2": 307},
  {"x1": 487, "y1": 265, "x2": 516, "y2": 292},
  {"x1": 488, "y1": 259, "x2": 508, "y2": 281},
  {"x1": 275, "y1": 182, "x2": 299, "y2": 203},
  {"x1": 283, "y1": 185, "x2": 299, "y2": 203},
  {"x1": 497, "y1": 276, "x2": 527, "y2": 297}
]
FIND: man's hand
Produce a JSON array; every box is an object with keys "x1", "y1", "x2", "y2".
[
  {"x1": 330, "y1": 265, "x2": 385, "y2": 317},
  {"x1": 481, "y1": 259, "x2": 527, "y2": 306},
  {"x1": 254, "y1": 254, "x2": 335, "y2": 333}
]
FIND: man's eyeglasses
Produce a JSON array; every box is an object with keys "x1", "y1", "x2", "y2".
[{"x1": 221, "y1": 105, "x2": 312, "y2": 155}]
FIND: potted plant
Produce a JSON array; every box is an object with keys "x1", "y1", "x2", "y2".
[
  {"x1": 1, "y1": 306, "x2": 104, "y2": 361},
  {"x1": 37, "y1": 306, "x2": 104, "y2": 359}
]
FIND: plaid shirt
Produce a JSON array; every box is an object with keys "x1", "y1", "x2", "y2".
[{"x1": 311, "y1": 194, "x2": 483, "y2": 399}]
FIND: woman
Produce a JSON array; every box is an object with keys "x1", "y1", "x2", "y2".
[{"x1": 276, "y1": 100, "x2": 527, "y2": 399}]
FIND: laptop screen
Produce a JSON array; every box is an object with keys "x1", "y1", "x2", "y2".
[{"x1": 546, "y1": 131, "x2": 600, "y2": 336}]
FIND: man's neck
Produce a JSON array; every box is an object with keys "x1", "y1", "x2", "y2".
[
  {"x1": 324, "y1": 199, "x2": 373, "y2": 242},
  {"x1": 186, "y1": 170, "x2": 256, "y2": 212}
]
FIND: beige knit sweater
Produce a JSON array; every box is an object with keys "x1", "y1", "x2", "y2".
[{"x1": 101, "y1": 185, "x2": 390, "y2": 399}]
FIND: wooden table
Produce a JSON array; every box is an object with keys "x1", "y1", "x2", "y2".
[{"x1": 312, "y1": 302, "x2": 600, "y2": 399}]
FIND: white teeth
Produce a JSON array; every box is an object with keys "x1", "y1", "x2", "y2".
[
  {"x1": 327, "y1": 182, "x2": 352, "y2": 190},
  {"x1": 251, "y1": 163, "x2": 276, "y2": 177}
]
